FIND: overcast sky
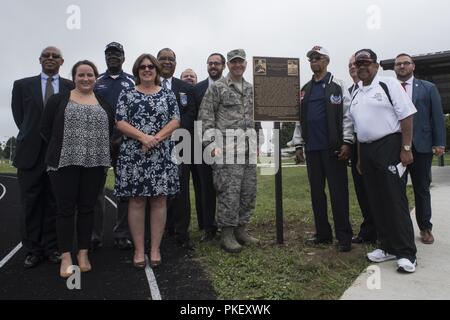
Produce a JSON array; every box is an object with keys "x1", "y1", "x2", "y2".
[{"x1": 1, "y1": 0, "x2": 449, "y2": 140}]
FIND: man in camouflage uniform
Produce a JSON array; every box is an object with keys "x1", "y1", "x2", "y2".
[{"x1": 198, "y1": 49, "x2": 259, "y2": 253}]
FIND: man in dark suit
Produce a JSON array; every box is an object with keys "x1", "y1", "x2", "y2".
[
  {"x1": 11, "y1": 46, "x2": 74, "y2": 268},
  {"x1": 192, "y1": 53, "x2": 227, "y2": 242},
  {"x1": 394, "y1": 53, "x2": 446, "y2": 245},
  {"x1": 157, "y1": 48, "x2": 196, "y2": 249}
]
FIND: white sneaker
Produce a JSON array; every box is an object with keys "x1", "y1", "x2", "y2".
[
  {"x1": 397, "y1": 258, "x2": 417, "y2": 273},
  {"x1": 367, "y1": 249, "x2": 396, "y2": 263}
]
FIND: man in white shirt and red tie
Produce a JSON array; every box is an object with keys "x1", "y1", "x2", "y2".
[
  {"x1": 349, "y1": 49, "x2": 418, "y2": 273},
  {"x1": 394, "y1": 53, "x2": 446, "y2": 245}
]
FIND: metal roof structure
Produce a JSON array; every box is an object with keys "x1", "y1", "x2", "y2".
[{"x1": 381, "y1": 51, "x2": 450, "y2": 113}]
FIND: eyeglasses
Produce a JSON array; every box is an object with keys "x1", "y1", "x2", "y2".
[
  {"x1": 355, "y1": 60, "x2": 374, "y2": 67},
  {"x1": 207, "y1": 62, "x2": 223, "y2": 67},
  {"x1": 139, "y1": 64, "x2": 155, "y2": 71},
  {"x1": 41, "y1": 53, "x2": 62, "y2": 59},
  {"x1": 395, "y1": 61, "x2": 413, "y2": 67}
]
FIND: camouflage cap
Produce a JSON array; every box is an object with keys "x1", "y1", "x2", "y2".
[{"x1": 227, "y1": 49, "x2": 246, "y2": 62}]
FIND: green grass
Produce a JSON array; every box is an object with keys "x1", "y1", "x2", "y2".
[
  {"x1": 185, "y1": 166, "x2": 415, "y2": 300},
  {"x1": 0, "y1": 162, "x2": 17, "y2": 174}
]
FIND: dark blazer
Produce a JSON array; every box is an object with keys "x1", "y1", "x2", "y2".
[
  {"x1": 193, "y1": 78, "x2": 209, "y2": 108},
  {"x1": 11, "y1": 75, "x2": 74, "y2": 169},
  {"x1": 411, "y1": 78, "x2": 446, "y2": 153},
  {"x1": 40, "y1": 91, "x2": 114, "y2": 167},
  {"x1": 170, "y1": 77, "x2": 196, "y2": 131}
]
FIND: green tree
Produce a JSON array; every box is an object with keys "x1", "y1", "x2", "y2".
[
  {"x1": 446, "y1": 114, "x2": 450, "y2": 149},
  {"x1": 3, "y1": 137, "x2": 16, "y2": 161},
  {"x1": 280, "y1": 122, "x2": 296, "y2": 148}
]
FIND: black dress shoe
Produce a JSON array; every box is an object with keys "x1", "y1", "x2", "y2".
[
  {"x1": 176, "y1": 238, "x2": 195, "y2": 250},
  {"x1": 305, "y1": 236, "x2": 332, "y2": 246},
  {"x1": 115, "y1": 238, "x2": 133, "y2": 250},
  {"x1": 24, "y1": 254, "x2": 42, "y2": 269},
  {"x1": 200, "y1": 230, "x2": 217, "y2": 242},
  {"x1": 337, "y1": 243, "x2": 352, "y2": 252},
  {"x1": 90, "y1": 240, "x2": 103, "y2": 251},
  {"x1": 352, "y1": 235, "x2": 376, "y2": 245},
  {"x1": 47, "y1": 251, "x2": 61, "y2": 264}
]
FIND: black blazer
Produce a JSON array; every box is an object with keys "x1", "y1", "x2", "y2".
[
  {"x1": 40, "y1": 92, "x2": 114, "y2": 168},
  {"x1": 193, "y1": 78, "x2": 209, "y2": 111},
  {"x1": 170, "y1": 77, "x2": 196, "y2": 131},
  {"x1": 11, "y1": 75, "x2": 74, "y2": 169}
]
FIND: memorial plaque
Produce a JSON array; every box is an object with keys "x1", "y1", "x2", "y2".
[{"x1": 253, "y1": 56, "x2": 300, "y2": 122}]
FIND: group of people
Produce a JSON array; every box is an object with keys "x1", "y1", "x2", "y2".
[
  {"x1": 292, "y1": 46, "x2": 446, "y2": 273},
  {"x1": 11, "y1": 41, "x2": 445, "y2": 278},
  {"x1": 11, "y1": 43, "x2": 260, "y2": 278}
]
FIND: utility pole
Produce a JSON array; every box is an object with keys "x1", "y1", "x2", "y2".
[{"x1": 9, "y1": 138, "x2": 13, "y2": 164}]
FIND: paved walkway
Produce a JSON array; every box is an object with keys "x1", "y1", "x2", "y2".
[{"x1": 341, "y1": 166, "x2": 450, "y2": 300}]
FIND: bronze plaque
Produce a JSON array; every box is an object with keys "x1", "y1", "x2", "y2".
[{"x1": 253, "y1": 56, "x2": 300, "y2": 122}]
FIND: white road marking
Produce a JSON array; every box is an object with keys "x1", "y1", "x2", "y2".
[
  {"x1": 104, "y1": 195, "x2": 117, "y2": 209},
  {"x1": 0, "y1": 243, "x2": 23, "y2": 269},
  {"x1": 104, "y1": 194, "x2": 162, "y2": 300},
  {"x1": 0, "y1": 183, "x2": 6, "y2": 201},
  {"x1": 0, "y1": 175, "x2": 23, "y2": 269},
  {"x1": 144, "y1": 255, "x2": 162, "y2": 300}
]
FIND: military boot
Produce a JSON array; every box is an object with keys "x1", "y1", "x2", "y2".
[
  {"x1": 234, "y1": 225, "x2": 260, "y2": 245},
  {"x1": 220, "y1": 227, "x2": 242, "y2": 253}
]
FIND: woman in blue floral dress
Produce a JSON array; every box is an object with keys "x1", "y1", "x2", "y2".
[{"x1": 115, "y1": 53, "x2": 180, "y2": 268}]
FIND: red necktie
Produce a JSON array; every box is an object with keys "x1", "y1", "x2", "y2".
[{"x1": 401, "y1": 82, "x2": 407, "y2": 91}]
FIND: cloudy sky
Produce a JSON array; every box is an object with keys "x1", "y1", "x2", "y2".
[{"x1": 1, "y1": 0, "x2": 449, "y2": 139}]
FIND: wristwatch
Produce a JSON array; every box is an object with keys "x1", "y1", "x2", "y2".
[{"x1": 402, "y1": 145, "x2": 412, "y2": 151}]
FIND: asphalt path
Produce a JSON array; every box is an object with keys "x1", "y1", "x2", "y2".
[{"x1": 0, "y1": 174, "x2": 216, "y2": 300}]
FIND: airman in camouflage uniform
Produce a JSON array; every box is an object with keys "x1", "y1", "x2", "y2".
[{"x1": 198, "y1": 49, "x2": 259, "y2": 253}]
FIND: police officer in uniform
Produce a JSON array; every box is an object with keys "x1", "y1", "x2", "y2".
[
  {"x1": 198, "y1": 49, "x2": 259, "y2": 253},
  {"x1": 349, "y1": 49, "x2": 418, "y2": 273},
  {"x1": 92, "y1": 42, "x2": 135, "y2": 250}
]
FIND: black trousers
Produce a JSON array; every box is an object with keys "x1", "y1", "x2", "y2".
[
  {"x1": 17, "y1": 151, "x2": 57, "y2": 257},
  {"x1": 305, "y1": 150, "x2": 353, "y2": 244},
  {"x1": 195, "y1": 162, "x2": 217, "y2": 233},
  {"x1": 167, "y1": 163, "x2": 192, "y2": 241},
  {"x1": 408, "y1": 147, "x2": 433, "y2": 231},
  {"x1": 360, "y1": 134, "x2": 417, "y2": 261},
  {"x1": 351, "y1": 141, "x2": 377, "y2": 241},
  {"x1": 49, "y1": 166, "x2": 105, "y2": 253},
  {"x1": 92, "y1": 169, "x2": 130, "y2": 243}
]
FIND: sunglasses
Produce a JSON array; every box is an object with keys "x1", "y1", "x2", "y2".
[
  {"x1": 139, "y1": 64, "x2": 155, "y2": 71},
  {"x1": 41, "y1": 53, "x2": 62, "y2": 59},
  {"x1": 355, "y1": 60, "x2": 374, "y2": 67}
]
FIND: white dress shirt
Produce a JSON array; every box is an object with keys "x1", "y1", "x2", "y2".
[
  {"x1": 160, "y1": 77, "x2": 172, "y2": 90},
  {"x1": 399, "y1": 76, "x2": 414, "y2": 100},
  {"x1": 41, "y1": 73, "x2": 60, "y2": 100}
]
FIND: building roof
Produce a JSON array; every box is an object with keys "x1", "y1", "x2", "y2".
[{"x1": 381, "y1": 51, "x2": 450, "y2": 70}]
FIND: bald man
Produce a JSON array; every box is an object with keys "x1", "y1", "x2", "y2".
[{"x1": 181, "y1": 68, "x2": 198, "y2": 85}]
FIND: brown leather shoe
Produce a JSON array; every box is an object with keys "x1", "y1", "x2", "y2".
[{"x1": 420, "y1": 229, "x2": 435, "y2": 244}]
